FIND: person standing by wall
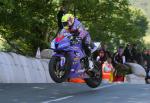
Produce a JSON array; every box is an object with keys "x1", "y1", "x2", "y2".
[
  {"x1": 113, "y1": 46, "x2": 126, "y2": 65},
  {"x1": 124, "y1": 43, "x2": 133, "y2": 62},
  {"x1": 102, "y1": 58, "x2": 115, "y2": 83},
  {"x1": 96, "y1": 49, "x2": 107, "y2": 66},
  {"x1": 131, "y1": 44, "x2": 138, "y2": 63},
  {"x1": 100, "y1": 43, "x2": 111, "y2": 58},
  {"x1": 113, "y1": 46, "x2": 131, "y2": 82},
  {"x1": 147, "y1": 50, "x2": 150, "y2": 69},
  {"x1": 145, "y1": 50, "x2": 150, "y2": 84},
  {"x1": 143, "y1": 50, "x2": 149, "y2": 68},
  {"x1": 57, "y1": 6, "x2": 67, "y2": 32}
]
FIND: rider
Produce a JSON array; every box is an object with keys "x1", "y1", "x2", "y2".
[
  {"x1": 60, "y1": 14, "x2": 96, "y2": 56},
  {"x1": 60, "y1": 14, "x2": 96, "y2": 70}
]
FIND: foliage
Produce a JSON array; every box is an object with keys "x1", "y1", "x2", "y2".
[
  {"x1": 130, "y1": 0, "x2": 150, "y2": 35},
  {"x1": 0, "y1": 0, "x2": 58, "y2": 55},
  {"x1": 62, "y1": 0, "x2": 148, "y2": 51},
  {"x1": 145, "y1": 43, "x2": 150, "y2": 49},
  {"x1": 0, "y1": 0, "x2": 149, "y2": 56}
]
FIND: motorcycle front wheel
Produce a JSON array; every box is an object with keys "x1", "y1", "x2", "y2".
[{"x1": 49, "y1": 56, "x2": 71, "y2": 83}]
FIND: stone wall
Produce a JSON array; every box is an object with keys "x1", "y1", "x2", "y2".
[
  {"x1": 0, "y1": 52, "x2": 54, "y2": 83},
  {"x1": 0, "y1": 52, "x2": 146, "y2": 84}
]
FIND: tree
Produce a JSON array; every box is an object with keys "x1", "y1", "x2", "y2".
[
  {"x1": 0, "y1": 0, "x2": 149, "y2": 56},
  {"x1": 0, "y1": 0, "x2": 58, "y2": 56},
  {"x1": 72, "y1": 0, "x2": 148, "y2": 49}
]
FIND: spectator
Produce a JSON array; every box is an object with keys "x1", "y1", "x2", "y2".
[
  {"x1": 144, "y1": 50, "x2": 150, "y2": 68},
  {"x1": 136, "y1": 51, "x2": 144, "y2": 65},
  {"x1": 57, "y1": 6, "x2": 66, "y2": 32},
  {"x1": 113, "y1": 46, "x2": 125, "y2": 65},
  {"x1": 131, "y1": 44, "x2": 144, "y2": 65},
  {"x1": 102, "y1": 58, "x2": 115, "y2": 82},
  {"x1": 113, "y1": 46, "x2": 131, "y2": 78},
  {"x1": 147, "y1": 50, "x2": 150, "y2": 69},
  {"x1": 124, "y1": 43, "x2": 133, "y2": 62},
  {"x1": 131, "y1": 44, "x2": 138, "y2": 63},
  {"x1": 143, "y1": 50, "x2": 150, "y2": 83},
  {"x1": 52, "y1": 6, "x2": 66, "y2": 40},
  {"x1": 96, "y1": 49, "x2": 107, "y2": 66},
  {"x1": 100, "y1": 43, "x2": 111, "y2": 58},
  {"x1": 143, "y1": 50, "x2": 149, "y2": 68}
]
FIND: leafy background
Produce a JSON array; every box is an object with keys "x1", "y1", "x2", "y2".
[
  {"x1": 130, "y1": 0, "x2": 150, "y2": 44},
  {"x1": 0, "y1": 0, "x2": 149, "y2": 56}
]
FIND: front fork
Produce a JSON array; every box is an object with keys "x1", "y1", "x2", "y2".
[
  {"x1": 60, "y1": 57, "x2": 66, "y2": 67},
  {"x1": 53, "y1": 54, "x2": 66, "y2": 68}
]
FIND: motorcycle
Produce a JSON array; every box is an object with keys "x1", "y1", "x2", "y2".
[{"x1": 49, "y1": 32, "x2": 102, "y2": 88}]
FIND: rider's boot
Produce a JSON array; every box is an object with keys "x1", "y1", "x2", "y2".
[{"x1": 86, "y1": 42, "x2": 97, "y2": 71}]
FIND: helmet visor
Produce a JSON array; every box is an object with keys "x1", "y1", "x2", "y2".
[{"x1": 62, "y1": 22, "x2": 68, "y2": 27}]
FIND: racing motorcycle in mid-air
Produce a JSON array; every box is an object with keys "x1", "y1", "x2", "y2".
[{"x1": 49, "y1": 32, "x2": 102, "y2": 88}]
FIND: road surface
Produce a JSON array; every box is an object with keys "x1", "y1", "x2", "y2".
[{"x1": 0, "y1": 83, "x2": 150, "y2": 103}]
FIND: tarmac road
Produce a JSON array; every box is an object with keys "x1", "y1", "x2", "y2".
[{"x1": 0, "y1": 83, "x2": 150, "y2": 103}]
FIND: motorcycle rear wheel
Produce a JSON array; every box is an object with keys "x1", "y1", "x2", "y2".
[
  {"x1": 145, "y1": 78, "x2": 150, "y2": 84},
  {"x1": 85, "y1": 61, "x2": 102, "y2": 88}
]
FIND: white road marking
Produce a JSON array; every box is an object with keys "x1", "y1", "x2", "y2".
[
  {"x1": 41, "y1": 96, "x2": 73, "y2": 103},
  {"x1": 41, "y1": 83, "x2": 120, "y2": 103},
  {"x1": 32, "y1": 87, "x2": 45, "y2": 90},
  {"x1": 49, "y1": 97, "x2": 55, "y2": 99}
]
